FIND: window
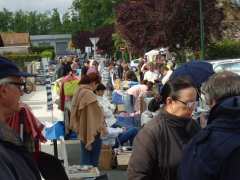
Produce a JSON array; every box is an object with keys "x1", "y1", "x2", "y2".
[{"x1": 214, "y1": 62, "x2": 240, "y2": 75}]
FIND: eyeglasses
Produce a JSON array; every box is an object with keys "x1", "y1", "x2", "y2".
[
  {"x1": 7, "y1": 82, "x2": 26, "y2": 92},
  {"x1": 174, "y1": 97, "x2": 198, "y2": 109}
]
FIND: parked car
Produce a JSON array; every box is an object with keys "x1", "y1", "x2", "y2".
[
  {"x1": 209, "y1": 58, "x2": 240, "y2": 75},
  {"x1": 130, "y1": 58, "x2": 141, "y2": 72}
]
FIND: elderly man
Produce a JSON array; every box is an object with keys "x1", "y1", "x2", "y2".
[
  {"x1": 0, "y1": 57, "x2": 41, "y2": 180},
  {"x1": 179, "y1": 71, "x2": 240, "y2": 180}
]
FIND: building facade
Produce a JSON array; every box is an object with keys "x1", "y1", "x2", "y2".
[{"x1": 30, "y1": 34, "x2": 72, "y2": 56}]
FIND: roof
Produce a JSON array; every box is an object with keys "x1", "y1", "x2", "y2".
[
  {"x1": 0, "y1": 32, "x2": 30, "y2": 46},
  {"x1": 30, "y1": 34, "x2": 72, "y2": 41}
]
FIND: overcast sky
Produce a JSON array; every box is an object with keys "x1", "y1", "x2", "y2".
[{"x1": 0, "y1": 0, "x2": 73, "y2": 15}]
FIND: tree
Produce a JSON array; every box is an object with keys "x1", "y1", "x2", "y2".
[
  {"x1": 0, "y1": 8, "x2": 14, "y2": 31},
  {"x1": 95, "y1": 25, "x2": 115, "y2": 54},
  {"x1": 37, "y1": 12, "x2": 51, "y2": 34},
  {"x1": 50, "y1": 8, "x2": 62, "y2": 33},
  {"x1": 13, "y1": 10, "x2": 28, "y2": 32},
  {"x1": 72, "y1": 25, "x2": 114, "y2": 54},
  {"x1": 72, "y1": 30, "x2": 92, "y2": 52},
  {"x1": 62, "y1": 12, "x2": 72, "y2": 33},
  {"x1": 27, "y1": 11, "x2": 39, "y2": 35},
  {"x1": 116, "y1": 0, "x2": 224, "y2": 55},
  {"x1": 72, "y1": 0, "x2": 123, "y2": 31}
]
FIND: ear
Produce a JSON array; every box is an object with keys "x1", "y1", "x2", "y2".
[
  {"x1": 0, "y1": 86, "x2": 7, "y2": 98},
  {"x1": 165, "y1": 97, "x2": 173, "y2": 106}
]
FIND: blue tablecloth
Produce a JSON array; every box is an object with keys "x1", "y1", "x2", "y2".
[
  {"x1": 115, "y1": 115, "x2": 140, "y2": 128},
  {"x1": 44, "y1": 121, "x2": 65, "y2": 140},
  {"x1": 112, "y1": 91, "x2": 124, "y2": 104}
]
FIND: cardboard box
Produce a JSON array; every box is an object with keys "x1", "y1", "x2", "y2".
[
  {"x1": 117, "y1": 151, "x2": 132, "y2": 166},
  {"x1": 117, "y1": 104, "x2": 125, "y2": 112},
  {"x1": 99, "y1": 145, "x2": 113, "y2": 170}
]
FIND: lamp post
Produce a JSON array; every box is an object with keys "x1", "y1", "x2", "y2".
[{"x1": 199, "y1": 0, "x2": 205, "y2": 60}]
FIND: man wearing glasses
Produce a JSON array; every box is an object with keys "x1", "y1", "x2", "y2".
[{"x1": 0, "y1": 57, "x2": 41, "y2": 180}]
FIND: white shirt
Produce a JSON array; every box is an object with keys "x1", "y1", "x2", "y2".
[
  {"x1": 144, "y1": 71, "x2": 159, "y2": 83},
  {"x1": 161, "y1": 70, "x2": 173, "y2": 85}
]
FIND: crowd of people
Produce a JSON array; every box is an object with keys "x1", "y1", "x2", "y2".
[{"x1": 0, "y1": 53, "x2": 240, "y2": 180}]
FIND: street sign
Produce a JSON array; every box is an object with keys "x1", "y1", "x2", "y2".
[
  {"x1": 89, "y1": 37, "x2": 99, "y2": 59},
  {"x1": 89, "y1": 37, "x2": 99, "y2": 45}
]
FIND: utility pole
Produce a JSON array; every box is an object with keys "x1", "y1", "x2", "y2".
[{"x1": 199, "y1": 0, "x2": 205, "y2": 60}]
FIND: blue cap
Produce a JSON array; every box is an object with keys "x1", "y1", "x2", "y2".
[{"x1": 0, "y1": 56, "x2": 30, "y2": 79}]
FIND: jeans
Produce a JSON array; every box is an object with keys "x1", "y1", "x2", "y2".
[
  {"x1": 113, "y1": 127, "x2": 138, "y2": 149},
  {"x1": 80, "y1": 136, "x2": 102, "y2": 166}
]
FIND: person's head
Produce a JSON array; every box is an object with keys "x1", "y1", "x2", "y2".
[
  {"x1": 202, "y1": 71, "x2": 240, "y2": 108},
  {"x1": 84, "y1": 60, "x2": 90, "y2": 67},
  {"x1": 92, "y1": 60, "x2": 99, "y2": 68},
  {"x1": 123, "y1": 64, "x2": 129, "y2": 71},
  {"x1": 160, "y1": 76, "x2": 198, "y2": 118},
  {"x1": 125, "y1": 71, "x2": 137, "y2": 81},
  {"x1": 79, "y1": 72, "x2": 101, "y2": 90},
  {"x1": 146, "y1": 81, "x2": 154, "y2": 91},
  {"x1": 0, "y1": 57, "x2": 27, "y2": 119},
  {"x1": 159, "y1": 64, "x2": 169, "y2": 76},
  {"x1": 108, "y1": 61, "x2": 114, "y2": 70},
  {"x1": 148, "y1": 62, "x2": 154, "y2": 71},
  {"x1": 94, "y1": 83, "x2": 106, "y2": 96},
  {"x1": 66, "y1": 56, "x2": 73, "y2": 64}
]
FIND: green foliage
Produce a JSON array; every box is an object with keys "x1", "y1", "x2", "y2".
[
  {"x1": 3, "y1": 53, "x2": 41, "y2": 68},
  {"x1": 31, "y1": 46, "x2": 54, "y2": 53},
  {"x1": 50, "y1": 9, "x2": 62, "y2": 34},
  {"x1": 206, "y1": 40, "x2": 240, "y2": 60},
  {"x1": 40, "y1": 50, "x2": 54, "y2": 59},
  {"x1": 72, "y1": 0, "x2": 123, "y2": 31},
  {"x1": 0, "y1": 8, "x2": 80, "y2": 34}
]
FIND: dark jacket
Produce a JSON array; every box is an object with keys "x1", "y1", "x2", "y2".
[
  {"x1": 0, "y1": 122, "x2": 41, "y2": 180},
  {"x1": 179, "y1": 96, "x2": 240, "y2": 180},
  {"x1": 127, "y1": 109, "x2": 200, "y2": 180}
]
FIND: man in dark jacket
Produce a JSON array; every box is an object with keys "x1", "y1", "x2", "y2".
[
  {"x1": 0, "y1": 56, "x2": 41, "y2": 180},
  {"x1": 179, "y1": 71, "x2": 240, "y2": 180}
]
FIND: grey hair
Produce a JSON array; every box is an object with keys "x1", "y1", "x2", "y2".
[{"x1": 202, "y1": 71, "x2": 240, "y2": 104}]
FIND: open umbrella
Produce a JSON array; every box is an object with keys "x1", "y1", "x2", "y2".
[{"x1": 170, "y1": 61, "x2": 214, "y2": 88}]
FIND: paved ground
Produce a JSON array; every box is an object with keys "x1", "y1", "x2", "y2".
[{"x1": 22, "y1": 86, "x2": 127, "y2": 180}]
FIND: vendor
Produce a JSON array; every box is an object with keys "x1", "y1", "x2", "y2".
[
  {"x1": 94, "y1": 84, "x2": 138, "y2": 148},
  {"x1": 127, "y1": 80, "x2": 154, "y2": 113},
  {"x1": 143, "y1": 62, "x2": 159, "y2": 83}
]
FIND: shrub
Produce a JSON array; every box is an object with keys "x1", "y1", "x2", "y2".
[
  {"x1": 31, "y1": 46, "x2": 54, "y2": 53},
  {"x1": 3, "y1": 53, "x2": 41, "y2": 69},
  {"x1": 206, "y1": 40, "x2": 240, "y2": 60},
  {"x1": 40, "y1": 50, "x2": 54, "y2": 60}
]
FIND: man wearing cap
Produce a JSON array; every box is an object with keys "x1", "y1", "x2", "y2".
[{"x1": 0, "y1": 56, "x2": 41, "y2": 179}]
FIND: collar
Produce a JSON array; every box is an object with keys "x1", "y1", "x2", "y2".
[{"x1": 158, "y1": 108, "x2": 192, "y2": 128}]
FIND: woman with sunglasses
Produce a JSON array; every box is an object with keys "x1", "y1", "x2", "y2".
[{"x1": 128, "y1": 76, "x2": 200, "y2": 180}]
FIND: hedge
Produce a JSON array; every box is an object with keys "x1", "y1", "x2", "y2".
[
  {"x1": 40, "y1": 50, "x2": 54, "y2": 59},
  {"x1": 206, "y1": 40, "x2": 240, "y2": 60},
  {"x1": 3, "y1": 53, "x2": 41, "y2": 69},
  {"x1": 31, "y1": 46, "x2": 54, "y2": 53}
]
